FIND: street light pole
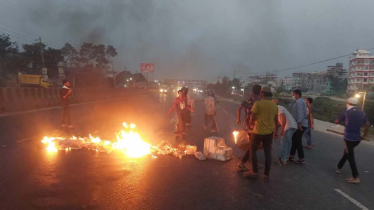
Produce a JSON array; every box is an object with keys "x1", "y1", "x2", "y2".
[{"x1": 362, "y1": 91, "x2": 367, "y2": 111}]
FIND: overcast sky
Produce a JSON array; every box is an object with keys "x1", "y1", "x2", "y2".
[{"x1": 1, "y1": 0, "x2": 374, "y2": 82}]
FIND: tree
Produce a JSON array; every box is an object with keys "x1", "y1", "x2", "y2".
[
  {"x1": 272, "y1": 81, "x2": 285, "y2": 98},
  {"x1": 232, "y1": 78, "x2": 243, "y2": 90},
  {"x1": 61, "y1": 43, "x2": 79, "y2": 68},
  {"x1": 327, "y1": 76, "x2": 347, "y2": 96},
  {"x1": 0, "y1": 34, "x2": 31, "y2": 86}
]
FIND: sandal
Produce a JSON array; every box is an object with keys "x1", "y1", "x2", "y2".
[{"x1": 295, "y1": 159, "x2": 305, "y2": 164}]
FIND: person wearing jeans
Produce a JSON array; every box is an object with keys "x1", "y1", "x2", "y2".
[
  {"x1": 335, "y1": 97, "x2": 369, "y2": 184},
  {"x1": 289, "y1": 89, "x2": 308, "y2": 164},
  {"x1": 304, "y1": 98, "x2": 315, "y2": 148},
  {"x1": 272, "y1": 99, "x2": 298, "y2": 164},
  {"x1": 242, "y1": 87, "x2": 278, "y2": 182}
]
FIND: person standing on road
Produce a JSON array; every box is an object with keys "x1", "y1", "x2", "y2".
[
  {"x1": 203, "y1": 91, "x2": 217, "y2": 132},
  {"x1": 272, "y1": 99, "x2": 297, "y2": 165},
  {"x1": 182, "y1": 87, "x2": 192, "y2": 125},
  {"x1": 61, "y1": 79, "x2": 73, "y2": 128},
  {"x1": 167, "y1": 90, "x2": 194, "y2": 138},
  {"x1": 237, "y1": 85, "x2": 262, "y2": 131},
  {"x1": 335, "y1": 97, "x2": 369, "y2": 184},
  {"x1": 236, "y1": 84, "x2": 262, "y2": 171},
  {"x1": 242, "y1": 87, "x2": 278, "y2": 182},
  {"x1": 304, "y1": 98, "x2": 315, "y2": 149},
  {"x1": 289, "y1": 89, "x2": 308, "y2": 164}
]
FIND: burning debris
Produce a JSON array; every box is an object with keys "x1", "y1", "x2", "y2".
[{"x1": 41, "y1": 122, "x2": 205, "y2": 160}]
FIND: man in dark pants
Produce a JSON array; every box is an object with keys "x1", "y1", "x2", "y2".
[
  {"x1": 335, "y1": 97, "x2": 369, "y2": 183},
  {"x1": 242, "y1": 87, "x2": 278, "y2": 182},
  {"x1": 60, "y1": 79, "x2": 73, "y2": 128},
  {"x1": 289, "y1": 89, "x2": 308, "y2": 164},
  {"x1": 236, "y1": 84, "x2": 261, "y2": 171}
]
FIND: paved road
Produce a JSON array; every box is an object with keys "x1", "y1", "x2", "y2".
[{"x1": 1, "y1": 92, "x2": 374, "y2": 210}]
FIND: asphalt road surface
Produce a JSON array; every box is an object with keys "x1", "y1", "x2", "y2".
[{"x1": 1, "y1": 91, "x2": 374, "y2": 210}]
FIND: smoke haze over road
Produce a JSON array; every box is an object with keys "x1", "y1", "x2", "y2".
[{"x1": 1, "y1": 0, "x2": 374, "y2": 81}]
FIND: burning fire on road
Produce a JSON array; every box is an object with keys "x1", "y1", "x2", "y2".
[{"x1": 41, "y1": 122, "x2": 195, "y2": 159}]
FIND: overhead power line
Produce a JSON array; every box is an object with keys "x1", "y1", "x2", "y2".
[
  {"x1": 269, "y1": 47, "x2": 374, "y2": 73},
  {"x1": 0, "y1": 21, "x2": 65, "y2": 47}
]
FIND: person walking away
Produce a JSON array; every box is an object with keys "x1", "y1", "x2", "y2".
[
  {"x1": 289, "y1": 89, "x2": 308, "y2": 164},
  {"x1": 167, "y1": 90, "x2": 194, "y2": 138},
  {"x1": 203, "y1": 92, "x2": 217, "y2": 132},
  {"x1": 272, "y1": 99, "x2": 297, "y2": 164},
  {"x1": 304, "y1": 98, "x2": 315, "y2": 149},
  {"x1": 243, "y1": 87, "x2": 278, "y2": 182},
  {"x1": 236, "y1": 84, "x2": 261, "y2": 171},
  {"x1": 61, "y1": 79, "x2": 73, "y2": 128},
  {"x1": 335, "y1": 97, "x2": 369, "y2": 183}
]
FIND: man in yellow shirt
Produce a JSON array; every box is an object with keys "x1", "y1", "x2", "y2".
[{"x1": 243, "y1": 86, "x2": 278, "y2": 182}]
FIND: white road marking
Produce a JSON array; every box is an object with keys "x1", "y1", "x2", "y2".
[{"x1": 334, "y1": 189, "x2": 369, "y2": 210}]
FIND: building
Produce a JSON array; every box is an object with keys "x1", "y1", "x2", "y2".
[
  {"x1": 246, "y1": 73, "x2": 278, "y2": 87},
  {"x1": 292, "y1": 73, "x2": 309, "y2": 90},
  {"x1": 347, "y1": 50, "x2": 374, "y2": 93},
  {"x1": 326, "y1": 63, "x2": 347, "y2": 81},
  {"x1": 306, "y1": 72, "x2": 327, "y2": 95},
  {"x1": 281, "y1": 77, "x2": 292, "y2": 91}
]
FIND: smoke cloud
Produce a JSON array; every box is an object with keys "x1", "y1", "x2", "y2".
[{"x1": 1, "y1": 0, "x2": 374, "y2": 81}]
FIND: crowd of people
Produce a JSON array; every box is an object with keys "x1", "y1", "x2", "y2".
[
  {"x1": 235, "y1": 85, "x2": 369, "y2": 183},
  {"x1": 59, "y1": 80, "x2": 370, "y2": 184}
]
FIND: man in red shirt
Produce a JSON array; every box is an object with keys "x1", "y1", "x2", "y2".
[{"x1": 167, "y1": 90, "x2": 194, "y2": 138}]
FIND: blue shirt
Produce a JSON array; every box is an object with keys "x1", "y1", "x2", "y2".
[
  {"x1": 291, "y1": 98, "x2": 308, "y2": 128},
  {"x1": 338, "y1": 107, "x2": 368, "y2": 141}
]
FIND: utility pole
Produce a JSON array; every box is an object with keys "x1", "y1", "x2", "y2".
[{"x1": 39, "y1": 36, "x2": 45, "y2": 68}]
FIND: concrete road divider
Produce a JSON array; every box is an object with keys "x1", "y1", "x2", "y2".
[{"x1": 0, "y1": 87, "x2": 149, "y2": 114}]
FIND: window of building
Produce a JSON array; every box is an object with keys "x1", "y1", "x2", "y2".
[
  {"x1": 356, "y1": 79, "x2": 360, "y2": 82},
  {"x1": 358, "y1": 66, "x2": 362, "y2": 70},
  {"x1": 364, "y1": 78, "x2": 368, "y2": 82},
  {"x1": 365, "y1": 59, "x2": 370, "y2": 63},
  {"x1": 370, "y1": 79, "x2": 374, "y2": 83},
  {"x1": 364, "y1": 72, "x2": 368, "y2": 76},
  {"x1": 370, "y1": 66, "x2": 374, "y2": 70},
  {"x1": 370, "y1": 60, "x2": 374, "y2": 64},
  {"x1": 365, "y1": 66, "x2": 369, "y2": 70}
]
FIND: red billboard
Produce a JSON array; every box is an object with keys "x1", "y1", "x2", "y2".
[{"x1": 140, "y1": 63, "x2": 154, "y2": 73}]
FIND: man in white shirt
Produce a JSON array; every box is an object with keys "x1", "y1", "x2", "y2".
[
  {"x1": 203, "y1": 92, "x2": 217, "y2": 132},
  {"x1": 272, "y1": 99, "x2": 297, "y2": 164}
]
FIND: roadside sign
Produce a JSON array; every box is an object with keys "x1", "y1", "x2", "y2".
[
  {"x1": 42, "y1": 68, "x2": 47, "y2": 75},
  {"x1": 140, "y1": 63, "x2": 154, "y2": 73},
  {"x1": 58, "y1": 68, "x2": 64, "y2": 74}
]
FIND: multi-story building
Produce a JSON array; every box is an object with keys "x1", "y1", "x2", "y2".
[
  {"x1": 347, "y1": 50, "x2": 374, "y2": 93},
  {"x1": 281, "y1": 77, "x2": 292, "y2": 91},
  {"x1": 292, "y1": 73, "x2": 309, "y2": 90},
  {"x1": 306, "y1": 72, "x2": 327, "y2": 94},
  {"x1": 327, "y1": 63, "x2": 348, "y2": 81},
  {"x1": 246, "y1": 73, "x2": 278, "y2": 87}
]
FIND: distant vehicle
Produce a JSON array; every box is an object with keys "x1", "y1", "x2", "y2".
[
  {"x1": 19, "y1": 74, "x2": 51, "y2": 88},
  {"x1": 193, "y1": 87, "x2": 204, "y2": 93},
  {"x1": 159, "y1": 85, "x2": 171, "y2": 93}
]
